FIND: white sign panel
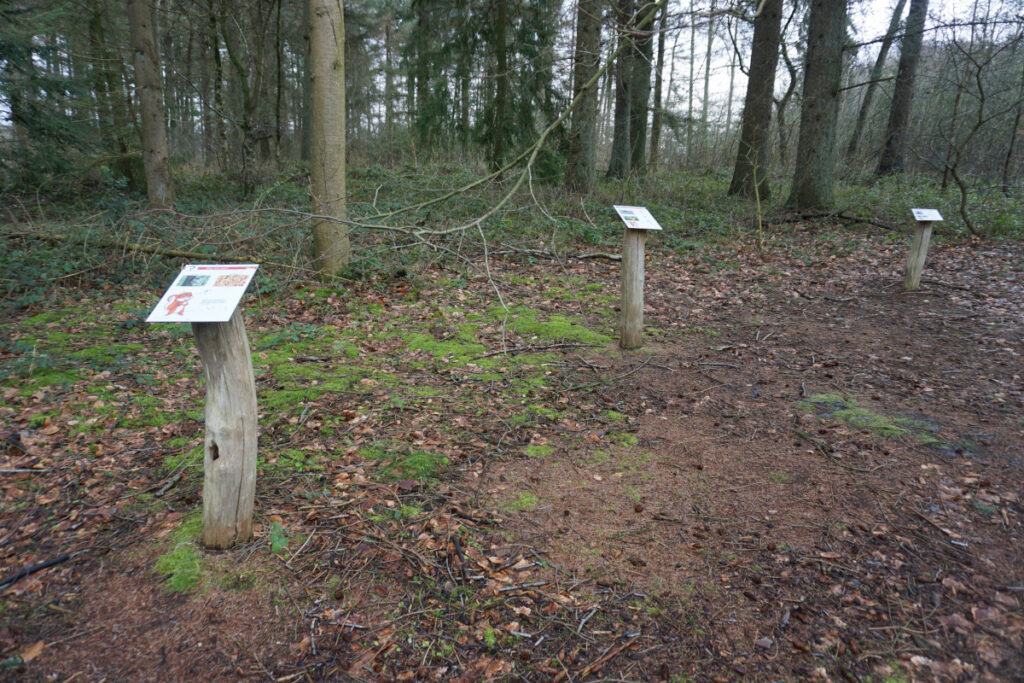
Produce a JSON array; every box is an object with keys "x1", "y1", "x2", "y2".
[
  {"x1": 147, "y1": 264, "x2": 259, "y2": 323},
  {"x1": 911, "y1": 208, "x2": 943, "y2": 222},
  {"x1": 614, "y1": 205, "x2": 663, "y2": 231}
]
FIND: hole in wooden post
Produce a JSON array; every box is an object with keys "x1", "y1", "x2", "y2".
[{"x1": 211, "y1": 441, "x2": 220, "y2": 461}]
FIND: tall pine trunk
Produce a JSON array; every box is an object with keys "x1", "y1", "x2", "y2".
[
  {"x1": 490, "y1": 0, "x2": 509, "y2": 171},
  {"x1": 787, "y1": 0, "x2": 847, "y2": 209},
  {"x1": 127, "y1": 0, "x2": 175, "y2": 209},
  {"x1": 686, "y1": 0, "x2": 696, "y2": 161},
  {"x1": 876, "y1": 0, "x2": 928, "y2": 175},
  {"x1": 648, "y1": 1, "x2": 668, "y2": 170},
  {"x1": 630, "y1": 2, "x2": 655, "y2": 173},
  {"x1": 384, "y1": 12, "x2": 394, "y2": 160},
  {"x1": 565, "y1": 0, "x2": 602, "y2": 193},
  {"x1": 606, "y1": 0, "x2": 634, "y2": 178},
  {"x1": 309, "y1": 0, "x2": 350, "y2": 276},
  {"x1": 728, "y1": 0, "x2": 782, "y2": 199}
]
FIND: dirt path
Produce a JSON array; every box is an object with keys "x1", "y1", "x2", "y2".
[
  {"x1": 2, "y1": 232, "x2": 1022, "y2": 681},
  {"x1": 480, "y1": 235, "x2": 1024, "y2": 680}
]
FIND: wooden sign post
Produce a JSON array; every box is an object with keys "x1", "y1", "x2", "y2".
[
  {"x1": 904, "y1": 208, "x2": 943, "y2": 292},
  {"x1": 614, "y1": 206, "x2": 663, "y2": 350},
  {"x1": 148, "y1": 264, "x2": 260, "y2": 549}
]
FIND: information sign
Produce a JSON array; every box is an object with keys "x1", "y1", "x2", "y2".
[
  {"x1": 613, "y1": 205, "x2": 663, "y2": 231},
  {"x1": 911, "y1": 208, "x2": 943, "y2": 222},
  {"x1": 147, "y1": 264, "x2": 259, "y2": 323}
]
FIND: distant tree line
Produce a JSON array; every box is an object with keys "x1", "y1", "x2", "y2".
[{"x1": 2, "y1": 0, "x2": 1023, "y2": 219}]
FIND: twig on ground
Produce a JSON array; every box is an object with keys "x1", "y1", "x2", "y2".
[
  {"x1": 569, "y1": 634, "x2": 640, "y2": 681},
  {"x1": 564, "y1": 356, "x2": 653, "y2": 392},
  {"x1": 0, "y1": 554, "x2": 72, "y2": 590}
]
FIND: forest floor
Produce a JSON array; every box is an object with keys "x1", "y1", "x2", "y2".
[{"x1": 1, "y1": 225, "x2": 1022, "y2": 681}]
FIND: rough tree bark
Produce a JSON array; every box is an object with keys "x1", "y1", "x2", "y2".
[
  {"x1": 629, "y1": 1, "x2": 655, "y2": 173},
  {"x1": 648, "y1": 1, "x2": 668, "y2": 170},
  {"x1": 787, "y1": 0, "x2": 847, "y2": 209},
  {"x1": 490, "y1": 0, "x2": 509, "y2": 171},
  {"x1": 565, "y1": 0, "x2": 603, "y2": 193},
  {"x1": 127, "y1": 0, "x2": 175, "y2": 209},
  {"x1": 309, "y1": 0, "x2": 350, "y2": 276},
  {"x1": 876, "y1": 0, "x2": 929, "y2": 175},
  {"x1": 728, "y1": 0, "x2": 783, "y2": 200},
  {"x1": 606, "y1": 0, "x2": 634, "y2": 178}
]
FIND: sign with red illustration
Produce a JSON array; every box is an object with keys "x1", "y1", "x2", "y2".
[{"x1": 147, "y1": 264, "x2": 259, "y2": 323}]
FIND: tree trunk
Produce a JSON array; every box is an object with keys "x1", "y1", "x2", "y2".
[
  {"x1": 728, "y1": 0, "x2": 782, "y2": 200},
  {"x1": 845, "y1": 0, "x2": 907, "y2": 159},
  {"x1": 301, "y1": 0, "x2": 312, "y2": 162},
  {"x1": 490, "y1": 0, "x2": 509, "y2": 171},
  {"x1": 630, "y1": 2, "x2": 655, "y2": 173},
  {"x1": 275, "y1": 0, "x2": 283, "y2": 161},
  {"x1": 309, "y1": 0, "x2": 350, "y2": 276},
  {"x1": 127, "y1": 0, "x2": 175, "y2": 209},
  {"x1": 606, "y1": 0, "x2": 634, "y2": 178},
  {"x1": 774, "y1": 19, "x2": 800, "y2": 170},
  {"x1": 599, "y1": 32, "x2": 615, "y2": 144},
  {"x1": 876, "y1": 0, "x2": 928, "y2": 175},
  {"x1": 648, "y1": 0, "x2": 668, "y2": 170},
  {"x1": 210, "y1": 2, "x2": 228, "y2": 168},
  {"x1": 159, "y1": 0, "x2": 176, "y2": 145},
  {"x1": 724, "y1": 17, "x2": 736, "y2": 139},
  {"x1": 565, "y1": 0, "x2": 603, "y2": 193},
  {"x1": 686, "y1": 0, "x2": 696, "y2": 161},
  {"x1": 700, "y1": 0, "x2": 715, "y2": 156},
  {"x1": 384, "y1": 11, "x2": 394, "y2": 161},
  {"x1": 787, "y1": 0, "x2": 847, "y2": 209},
  {"x1": 1001, "y1": 55, "x2": 1024, "y2": 194},
  {"x1": 199, "y1": 7, "x2": 213, "y2": 164},
  {"x1": 89, "y1": 0, "x2": 136, "y2": 186}
]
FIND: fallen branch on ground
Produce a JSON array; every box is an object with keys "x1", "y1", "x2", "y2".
[{"x1": 0, "y1": 554, "x2": 71, "y2": 590}]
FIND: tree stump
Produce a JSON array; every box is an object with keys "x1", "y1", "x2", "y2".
[
  {"x1": 620, "y1": 228, "x2": 647, "y2": 349},
  {"x1": 191, "y1": 308, "x2": 258, "y2": 549}
]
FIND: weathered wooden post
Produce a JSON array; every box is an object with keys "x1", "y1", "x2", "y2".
[
  {"x1": 614, "y1": 205, "x2": 663, "y2": 350},
  {"x1": 148, "y1": 264, "x2": 260, "y2": 549},
  {"x1": 904, "y1": 208, "x2": 943, "y2": 292}
]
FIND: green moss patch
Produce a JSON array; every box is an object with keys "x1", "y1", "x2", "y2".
[
  {"x1": 265, "y1": 448, "x2": 323, "y2": 474},
  {"x1": 153, "y1": 513, "x2": 204, "y2": 593},
  {"x1": 799, "y1": 393, "x2": 949, "y2": 447},
  {"x1": 405, "y1": 332, "x2": 486, "y2": 365},
  {"x1": 488, "y1": 306, "x2": 611, "y2": 345},
  {"x1": 165, "y1": 444, "x2": 204, "y2": 473},
  {"x1": 524, "y1": 444, "x2": 554, "y2": 458},
  {"x1": 360, "y1": 443, "x2": 448, "y2": 483},
  {"x1": 608, "y1": 432, "x2": 639, "y2": 447},
  {"x1": 506, "y1": 492, "x2": 539, "y2": 512}
]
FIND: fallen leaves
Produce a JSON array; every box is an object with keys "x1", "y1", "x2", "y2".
[{"x1": 20, "y1": 640, "x2": 44, "y2": 663}]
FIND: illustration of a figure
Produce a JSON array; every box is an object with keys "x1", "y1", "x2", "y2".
[{"x1": 164, "y1": 291, "x2": 193, "y2": 316}]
